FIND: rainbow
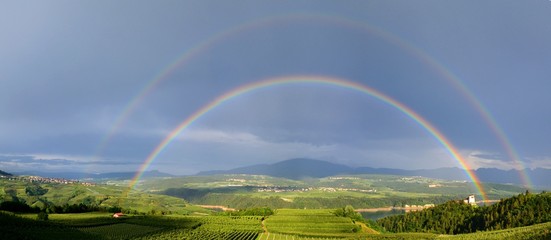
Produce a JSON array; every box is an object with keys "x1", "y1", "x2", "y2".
[
  {"x1": 97, "y1": 14, "x2": 531, "y2": 189},
  {"x1": 94, "y1": 15, "x2": 532, "y2": 187},
  {"x1": 126, "y1": 76, "x2": 488, "y2": 201}
]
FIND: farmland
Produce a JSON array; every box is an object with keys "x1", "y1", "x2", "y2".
[
  {"x1": 264, "y1": 209, "x2": 365, "y2": 238},
  {"x1": 1, "y1": 174, "x2": 549, "y2": 239},
  {"x1": 142, "y1": 174, "x2": 529, "y2": 209},
  {"x1": 2, "y1": 208, "x2": 550, "y2": 239}
]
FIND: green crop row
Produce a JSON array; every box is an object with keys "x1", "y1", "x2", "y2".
[
  {"x1": 258, "y1": 232, "x2": 347, "y2": 240},
  {"x1": 438, "y1": 221, "x2": 551, "y2": 240},
  {"x1": 78, "y1": 223, "x2": 161, "y2": 239},
  {"x1": 136, "y1": 229, "x2": 258, "y2": 240}
]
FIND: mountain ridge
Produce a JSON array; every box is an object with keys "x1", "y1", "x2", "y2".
[
  {"x1": 0, "y1": 169, "x2": 13, "y2": 176},
  {"x1": 197, "y1": 158, "x2": 551, "y2": 189}
]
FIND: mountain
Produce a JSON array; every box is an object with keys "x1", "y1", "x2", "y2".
[
  {"x1": 198, "y1": 158, "x2": 353, "y2": 180},
  {"x1": 0, "y1": 169, "x2": 13, "y2": 176},
  {"x1": 12, "y1": 170, "x2": 173, "y2": 180},
  {"x1": 197, "y1": 158, "x2": 551, "y2": 189}
]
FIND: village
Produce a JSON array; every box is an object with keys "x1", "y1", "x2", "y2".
[
  {"x1": 256, "y1": 186, "x2": 377, "y2": 193},
  {"x1": 1, "y1": 175, "x2": 95, "y2": 186}
]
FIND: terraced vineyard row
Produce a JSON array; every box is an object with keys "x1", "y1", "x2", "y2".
[
  {"x1": 197, "y1": 215, "x2": 263, "y2": 232},
  {"x1": 79, "y1": 223, "x2": 161, "y2": 239},
  {"x1": 133, "y1": 215, "x2": 263, "y2": 239},
  {"x1": 264, "y1": 209, "x2": 363, "y2": 238},
  {"x1": 438, "y1": 221, "x2": 551, "y2": 240},
  {"x1": 137, "y1": 228, "x2": 259, "y2": 240},
  {"x1": 258, "y1": 232, "x2": 347, "y2": 240}
]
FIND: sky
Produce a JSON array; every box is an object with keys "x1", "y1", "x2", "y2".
[{"x1": 1, "y1": 1, "x2": 550, "y2": 175}]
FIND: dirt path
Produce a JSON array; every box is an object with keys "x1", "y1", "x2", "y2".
[
  {"x1": 357, "y1": 221, "x2": 379, "y2": 234},
  {"x1": 261, "y1": 218, "x2": 268, "y2": 233}
]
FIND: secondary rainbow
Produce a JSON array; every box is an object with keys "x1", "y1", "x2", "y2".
[
  {"x1": 97, "y1": 14, "x2": 531, "y2": 188},
  {"x1": 126, "y1": 76, "x2": 488, "y2": 201}
]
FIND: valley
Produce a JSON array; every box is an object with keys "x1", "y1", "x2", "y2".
[{"x1": 2, "y1": 165, "x2": 549, "y2": 239}]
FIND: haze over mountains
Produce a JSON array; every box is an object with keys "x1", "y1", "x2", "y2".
[
  {"x1": 9, "y1": 170, "x2": 173, "y2": 180},
  {"x1": 198, "y1": 158, "x2": 551, "y2": 189},
  {"x1": 3, "y1": 158, "x2": 549, "y2": 189}
]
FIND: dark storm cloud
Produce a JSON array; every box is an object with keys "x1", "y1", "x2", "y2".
[{"x1": 1, "y1": 1, "x2": 550, "y2": 174}]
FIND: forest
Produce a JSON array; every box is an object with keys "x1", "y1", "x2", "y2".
[{"x1": 377, "y1": 191, "x2": 551, "y2": 234}]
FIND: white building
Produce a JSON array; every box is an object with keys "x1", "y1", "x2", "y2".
[{"x1": 463, "y1": 195, "x2": 476, "y2": 205}]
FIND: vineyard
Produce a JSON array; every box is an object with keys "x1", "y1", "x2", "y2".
[
  {"x1": 258, "y1": 232, "x2": 348, "y2": 240},
  {"x1": 134, "y1": 215, "x2": 262, "y2": 239},
  {"x1": 263, "y1": 209, "x2": 367, "y2": 238},
  {"x1": 2, "y1": 208, "x2": 550, "y2": 239},
  {"x1": 438, "y1": 221, "x2": 551, "y2": 240},
  {"x1": 79, "y1": 223, "x2": 161, "y2": 238}
]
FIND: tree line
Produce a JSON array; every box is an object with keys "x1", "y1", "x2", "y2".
[
  {"x1": 376, "y1": 191, "x2": 550, "y2": 234},
  {"x1": 0, "y1": 200, "x2": 123, "y2": 214}
]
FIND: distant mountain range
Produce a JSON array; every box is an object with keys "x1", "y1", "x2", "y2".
[
  {"x1": 4, "y1": 158, "x2": 549, "y2": 189},
  {"x1": 10, "y1": 170, "x2": 173, "y2": 180},
  {"x1": 197, "y1": 158, "x2": 551, "y2": 189}
]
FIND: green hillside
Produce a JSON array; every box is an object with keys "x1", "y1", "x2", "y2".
[
  {"x1": 0, "y1": 178, "x2": 209, "y2": 215},
  {"x1": 1, "y1": 174, "x2": 548, "y2": 239},
  {"x1": 377, "y1": 191, "x2": 551, "y2": 234},
  {"x1": 1, "y1": 208, "x2": 549, "y2": 239},
  {"x1": 137, "y1": 174, "x2": 529, "y2": 209}
]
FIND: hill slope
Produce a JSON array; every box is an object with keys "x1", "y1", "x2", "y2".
[
  {"x1": 0, "y1": 177, "x2": 207, "y2": 215},
  {"x1": 199, "y1": 158, "x2": 353, "y2": 180},
  {"x1": 198, "y1": 158, "x2": 551, "y2": 188},
  {"x1": 0, "y1": 169, "x2": 13, "y2": 176},
  {"x1": 377, "y1": 191, "x2": 551, "y2": 234}
]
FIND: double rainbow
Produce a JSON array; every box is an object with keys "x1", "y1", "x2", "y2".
[{"x1": 126, "y1": 76, "x2": 488, "y2": 201}]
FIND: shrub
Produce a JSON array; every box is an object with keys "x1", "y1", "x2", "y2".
[{"x1": 37, "y1": 211, "x2": 49, "y2": 221}]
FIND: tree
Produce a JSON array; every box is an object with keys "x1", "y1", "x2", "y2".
[{"x1": 37, "y1": 211, "x2": 48, "y2": 221}]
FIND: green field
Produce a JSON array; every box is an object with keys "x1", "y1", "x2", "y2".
[
  {"x1": 1, "y1": 174, "x2": 548, "y2": 239},
  {"x1": 2, "y1": 208, "x2": 550, "y2": 239},
  {"x1": 145, "y1": 174, "x2": 529, "y2": 209},
  {"x1": 264, "y1": 209, "x2": 364, "y2": 238},
  {"x1": 0, "y1": 179, "x2": 211, "y2": 215},
  {"x1": 2, "y1": 173, "x2": 530, "y2": 214}
]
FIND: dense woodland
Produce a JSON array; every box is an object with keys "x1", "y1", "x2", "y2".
[{"x1": 377, "y1": 191, "x2": 551, "y2": 234}]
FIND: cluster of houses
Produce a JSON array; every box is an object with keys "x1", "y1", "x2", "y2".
[
  {"x1": 257, "y1": 186, "x2": 312, "y2": 193},
  {"x1": 327, "y1": 177, "x2": 360, "y2": 180},
  {"x1": 4, "y1": 175, "x2": 95, "y2": 186},
  {"x1": 318, "y1": 187, "x2": 376, "y2": 193},
  {"x1": 256, "y1": 186, "x2": 377, "y2": 193}
]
